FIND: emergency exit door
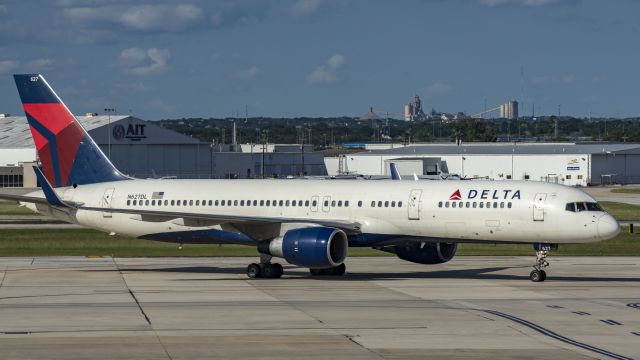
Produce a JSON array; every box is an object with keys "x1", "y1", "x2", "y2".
[
  {"x1": 408, "y1": 189, "x2": 422, "y2": 220},
  {"x1": 533, "y1": 193, "x2": 546, "y2": 221},
  {"x1": 102, "y1": 188, "x2": 115, "y2": 218}
]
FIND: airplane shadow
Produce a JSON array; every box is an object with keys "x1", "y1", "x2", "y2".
[{"x1": 106, "y1": 265, "x2": 640, "y2": 283}]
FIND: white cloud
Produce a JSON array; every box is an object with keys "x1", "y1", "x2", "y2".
[
  {"x1": 0, "y1": 5, "x2": 8, "y2": 14},
  {"x1": 425, "y1": 82, "x2": 452, "y2": 97},
  {"x1": 63, "y1": 4, "x2": 205, "y2": 33},
  {"x1": 118, "y1": 47, "x2": 170, "y2": 75},
  {"x1": 533, "y1": 74, "x2": 577, "y2": 84},
  {"x1": 291, "y1": 0, "x2": 322, "y2": 16},
  {"x1": 27, "y1": 58, "x2": 55, "y2": 69},
  {"x1": 0, "y1": 60, "x2": 18, "y2": 74},
  {"x1": 239, "y1": 66, "x2": 260, "y2": 78},
  {"x1": 306, "y1": 54, "x2": 347, "y2": 84}
]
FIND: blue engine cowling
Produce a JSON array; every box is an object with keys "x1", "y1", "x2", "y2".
[
  {"x1": 394, "y1": 242, "x2": 457, "y2": 264},
  {"x1": 259, "y1": 227, "x2": 348, "y2": 269}
]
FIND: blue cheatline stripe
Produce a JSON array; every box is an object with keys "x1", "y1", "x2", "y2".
[
  {"x1": 26, "y1": 114, "x2": 61, "y2": 187},
  {"x1": 484, "y1": 310, "x2": 632, "y2": 360}
]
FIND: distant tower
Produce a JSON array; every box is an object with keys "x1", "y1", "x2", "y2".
[
  {"x1": 404, "y1": 95, "x2": 426, "y2": 121},
  {"x1": 500, "y1": 101, "x2": 518, "y2": 120}
]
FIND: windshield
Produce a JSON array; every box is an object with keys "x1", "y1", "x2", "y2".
[{"x1": 565, "y1": 202, "x2": 603, "y2": 212}]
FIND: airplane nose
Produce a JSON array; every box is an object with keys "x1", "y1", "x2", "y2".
[{"x1": 597, "y1": 214, "x2": 620, "y2": 240}]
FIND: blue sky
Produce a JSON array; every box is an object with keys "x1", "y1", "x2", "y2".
[{"x1": 0, "y1": 0, "x2": 638, "y2": 120}]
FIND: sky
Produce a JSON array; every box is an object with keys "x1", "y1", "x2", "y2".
[{"x1": 0, "y1": 0, "x2": 639, "y2": 120}]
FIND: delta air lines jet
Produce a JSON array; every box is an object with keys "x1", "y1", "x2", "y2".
[{"x1": 2, "y1": 74, "x2": 620, "y2": 282}]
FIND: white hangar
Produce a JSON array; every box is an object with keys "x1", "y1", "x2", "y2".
[{"x1": 326, "y1": 143, "x2": 640, "y2": 186}]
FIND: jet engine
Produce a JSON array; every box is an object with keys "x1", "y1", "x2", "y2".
[
  {"x1": 393, "y1": 242, "x2": 457, "y2": 264},
  {"x1": 258, "y1": 227, "x2": 348, "y2": 269}
]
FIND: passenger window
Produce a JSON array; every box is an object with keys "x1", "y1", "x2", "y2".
[
  {"x1": 398, "y1": 201, "x2": 402, "y2": 207},
  {"x1": 384, "y1": 201, "x2": 389, "y2": 207},
  {"x1": 240, "y1": 200, "x2": 244, "y2": 206},
  {"x1": 305, "y1": 200, "x2": 310, "y2": 206},
  {"x1": 508, "y1": 202, "x2": 512, "y2": 208},
  {"x1": 253, "y1": 200, "x2": 257, "y2": 206},
  {"x1": 331, "y1": 200, "x2": 336, "y2": 207},
  {"x1": 345, "y1": 201, "x2": 349, "y2": 207},
  {"x1": 466, "y1": 202, "x2": 470, "y2": 208},
  {"x1": 221, "y1": 200, "x2": 225, "y2": 206},
  {"x1": 187, "y1": 200, "x2": 192, "y2": 206},
  {"x1": 127, "y1": 200, "x2": 131, "y2": 206},
  {"x1": 208, "y1": 200, "x2": 212, "y2": 206},
  {"x1": 285, "y1": 200, "x2": 290, "y2": 206},
  {"x1": 324, "y1": 200, "x2": 329, "y2": 207},
  {"x1": 312, "y1": 200, "x2": 317, "y2": 207},
  {"x1": 378, "y1": 201, "x2": 382, "y2": 207},
  {"x1": 152, "y1": 200, "x2": 156, "y2": 206},
  {"x1": 453, "y1": 202, "x2": 457, "y2": 208},
  {"x1": 486, "y1": 202, "x2": 491, "y2": 208},
  {"x1": 214, "y1": 200, "x2": 219, "y2": 206},
  {"x1": 371, "y1": 201, "x2": 375, "y2": 207},
  {"x1": 145, "y1": 200, "x2": 149, "y2": 206},
  {"x1": 472, "y1": 202, "x2": 477, "y2": 208},
  {"x1": 358, "y1": 201, "x2": 363, "y2": 207},
  {"x1": 279, "y1": 200, "x2": 284, "y2": 206},
  {"x1": 132, "y1": 200, "x2": 137, "y2": 206},
  {"x1": 391, "y1": 201, "x2": 396, "y2": 207},
  {"x1": 266, "y1": 200, "x2": 270, "y2": 206},
  {"x1": 195, "y1": 200, "x2": 200, "y2": 206},
  {"x1": 292, "y1": 200, "x2": 297, "y2": 206},
  {"x1": 479, "y1": 202, "x2": 484, "y2": 208},
  {"x1": 445, "y1": 202, "x2": 450, "y2": 208},
  {"x1": 233, "y1": 200, "x2": 238, "y2": 206},
  {"x1": 438, "y1": 201, "x2": 443, "y2": 208},
  {"x1": 500, "y1": 202, "x2": 504, "y2": 208},
  {"x1": 576, "y1": 202, "x2": 586, "y2": 212},
  {"x1": 338, "y1": 200, "x2": 342, "y2": 207},
  {"x1": 260, "y1": 200, "x2": 264, "y2": 206},
  {"x1": 493, "y1": 202, "x2": 498, "y2": 208}
]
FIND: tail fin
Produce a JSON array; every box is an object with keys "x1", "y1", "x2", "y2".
[
  {"x1": 389, "y1": 162, "x2": 402, "y2": 180},
  {"x1": 13, "y1": 74, "x2": 128, "y2": 187}
]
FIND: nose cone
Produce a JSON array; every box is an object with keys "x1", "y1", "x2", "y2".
[{"x1": 597, "y1": 214, "x2": 620, "y2": 240}]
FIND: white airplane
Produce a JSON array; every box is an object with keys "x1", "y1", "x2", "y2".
[{"x1": 2, "y1": 74, "x2": 620, "y2": 282}]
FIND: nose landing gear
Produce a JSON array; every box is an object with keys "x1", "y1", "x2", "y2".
[{"x1": 530, "y1": 244, "x2": 556, "y2": 282}]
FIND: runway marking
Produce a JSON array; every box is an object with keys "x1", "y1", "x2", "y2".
[
  {"x1": 627, "y1": 303, "x2": 640, "y2": 310},
  {"x1": 600, "y1": 320, "x2": 622, "y2": 326},
  {"x1": 484, "y1": 310, "x2": 632, "y2": 360},
  {"x1": 546, "y1": 305, "x2": 564, "y2": 309},
  {"x1": 572, "y1": 311, "x2": 591, "y2": 316},
  {"x1": 632, "y1": 332, "x2": 640, "y2": 337}
]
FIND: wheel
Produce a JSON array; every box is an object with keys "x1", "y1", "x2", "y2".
[
  {"x1": 540, "y1": 270, "x2": 547, "y2": 282},
  {"x1": 262, "y1": 263, "x2": 283, "y2": 279},
  {"x1": 247, "y1": 263, "x2": 262, "y2": 278},
  {"x1": 529, "y1": 270, "x2": 543, "y2": 282},
  {"x1": 327, "y1": 263, "x2": 346, "y2": 276},
  {"x1": 309, "y1": 268, "x2": 324, "y2": 276}
]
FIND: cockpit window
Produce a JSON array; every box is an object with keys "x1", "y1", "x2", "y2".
[
  {"x1": 565, "y1": 202, "x2": 603, "y2": 212},
  {"x1": 586, "y1": 202, "x2": 602, "y2": 211}
]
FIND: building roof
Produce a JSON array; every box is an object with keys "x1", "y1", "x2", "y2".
[
  {"x1": 0, "y1": 115, "x2": 129, "y2": 148},
  {"x1": 356, "y1": 143, "x2": 640, "y2": 156}
]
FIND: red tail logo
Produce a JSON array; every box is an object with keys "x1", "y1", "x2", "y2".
[{"x1": 449, "y1": 189, "x2": 462, "y2": 200}]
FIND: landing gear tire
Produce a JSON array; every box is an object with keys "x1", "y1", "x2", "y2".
[
  {"x1": 529, "y1": 270, "x2": 544, "y2": 282},
  {"x1": 247, "y1": 263, "x2": 262, "y2": 279},
  {"x1": 540, "y1": 270, "x2": 547, "y2": 282},
  {"x1": 262, "y1": 263, "x2": 284, "y2": 279},
  {"x1": 309, "y1": 263, "x2": 346, "y2": 276}
]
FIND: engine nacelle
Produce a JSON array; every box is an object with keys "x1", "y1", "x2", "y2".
[
  {"x1": 394, "y1": 242, "x2": 457, "y2": 265},
  {"x1": 259, "y1": 227, "x2": 348, "y2": 268}
]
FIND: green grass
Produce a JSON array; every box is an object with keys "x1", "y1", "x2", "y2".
[
  {"x1": 0, "y1": 228, "x2": 638, "y2": 257},
  {"x1": 610, "y1": 188, "x2": 640, "y2": 194},
  {"x1": 0, "y1": 201, "x2": 40, "y2": 216},
  {"x1": 599, "y1": 201, "x2": 640, "y2": 221}
]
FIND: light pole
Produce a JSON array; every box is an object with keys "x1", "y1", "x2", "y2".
[{"x1": 104, "y1": 108, "x2": 115, "y2": 159}]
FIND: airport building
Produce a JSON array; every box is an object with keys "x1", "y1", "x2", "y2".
[
  {"x1": 0, "y1": 114, "x2": 326, "y2": 187},
  {"x1": 326, "y1": 143, "x2": 640, "y2": 186}
]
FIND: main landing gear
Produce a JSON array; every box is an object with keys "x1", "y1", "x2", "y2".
[
  {"x1": 309, "y1": 263, "x2": 346, "y2": 276},
  {"x1": 529, "y1": 244, "x2": 556, "y2": 282},
  {"x1": 247, "y1": 255, "x2": 284, "y2": 279}
]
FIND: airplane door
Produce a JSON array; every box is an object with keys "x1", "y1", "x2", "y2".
[
  {"x1": 533, "y1": 193, "x2": 546, "y2": 221},
  {"x1": 101, "y1": 188, "x2": 115, "y2": 218},
  {"x1": 408, "y1": 189, "x2": 422, "y2": 220},
  {"x1": 311, "y1": 196, "x2": 319, "y2": 212},
  {"x1": 322, "y1": 196, "x2": 331, "y2": 212}
]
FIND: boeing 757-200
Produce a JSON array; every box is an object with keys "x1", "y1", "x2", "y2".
[{"x1": 1, "y1": 74, "x2": 620, "y2": 282}]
